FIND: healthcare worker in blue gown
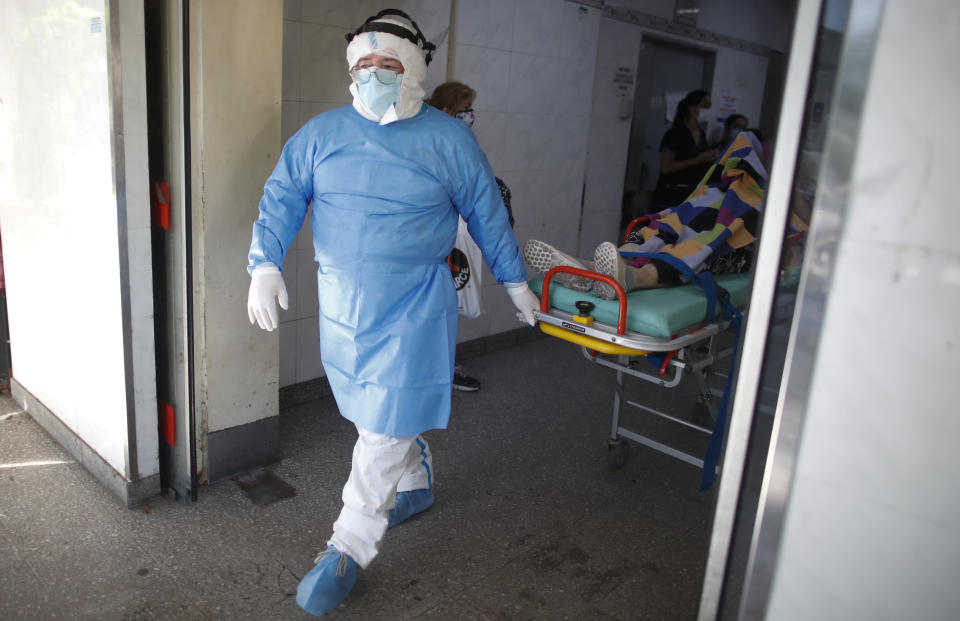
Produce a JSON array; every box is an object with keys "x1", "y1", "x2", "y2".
[{"x1": 245, "y1": 9, "x2": 539, "y2": 618}]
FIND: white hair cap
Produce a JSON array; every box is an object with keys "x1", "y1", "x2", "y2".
[{"x1": 346, "y1": 14, "x2": 428, "y2": 125}]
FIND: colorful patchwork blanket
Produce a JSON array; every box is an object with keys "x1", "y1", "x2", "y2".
[{"x1": 626, "y1": 131, "x2": 768, "y2": 280}]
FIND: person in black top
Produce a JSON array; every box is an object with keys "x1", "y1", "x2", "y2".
[{"x1": 651, "y1": 89, "x2": 719, "y2": 208}]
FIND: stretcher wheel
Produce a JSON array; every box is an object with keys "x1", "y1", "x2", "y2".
[{"x1": 608, "y1": 438, "x2": 629, "y2": 469}]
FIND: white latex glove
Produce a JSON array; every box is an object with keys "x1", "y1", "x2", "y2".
[
  {"x1": 505, "y1": 282, "x2": 540, "y2": 326},
  {"x1": 247, "y1": 263, "x2": 289, "y2": 331}
]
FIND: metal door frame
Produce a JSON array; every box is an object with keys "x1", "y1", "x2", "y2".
[
  {"x1": 696, "y1": 0, "x2": 823, "y2": 616},
  {"x1": 697, "y1": 0, "x2": 886, "y2": 617},
  {"x1": 145, "y1": 0, "x2": 198, "y2": 502}
]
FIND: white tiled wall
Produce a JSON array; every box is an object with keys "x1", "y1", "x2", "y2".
[
  {"x1": 711, "y1": 46, "x2": 770, "y2": 136},
  {"x1": 698, "y1": 0, "x2": 793, "y2": 54},
  {"x1": 278, "y1": 0, "x2": 789, "y2": 387},
  {"x1": 454, "y1": 0, "x2": 601, "y2": 342}
]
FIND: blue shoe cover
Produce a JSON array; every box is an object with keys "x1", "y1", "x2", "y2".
[
  {"x1": 388, "y1": 488, "x2": 435, "y2": 528},
  {"x1": 296, "y1": 546, "x2": 358, "y2": 617}
]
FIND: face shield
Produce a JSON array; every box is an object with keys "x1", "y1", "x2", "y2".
[{"x1": 345, "y1": 10, "x2": 436, "y2": 125}]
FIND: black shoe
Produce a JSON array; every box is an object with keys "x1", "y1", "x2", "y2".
[{"x1": 452, "y1": 368, "x2": 480, "y2": 392}]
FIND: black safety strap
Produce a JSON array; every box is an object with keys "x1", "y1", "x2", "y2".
[{"x1": 345, "y1": 9, "x2": 437, "y2": 65}]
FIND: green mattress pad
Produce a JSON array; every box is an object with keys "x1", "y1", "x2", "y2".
[{"x1": 528, "y1": 273, "x2": 752, "y2": 338}]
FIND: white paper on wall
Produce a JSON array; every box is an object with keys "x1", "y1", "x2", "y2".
[
  {"x1": 706, "y1": 88, "x2": 743, "y2": 143},
  {"x1": 716, "y1": 88, "x2": 742, "y2": 121},
  {"x1": 613, "y1": 66, "x2": 634, "y2": 96}
]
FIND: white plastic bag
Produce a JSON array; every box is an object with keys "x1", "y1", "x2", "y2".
[{"x1": 450, "y1": 217, "x2": 483, "y2": 318}]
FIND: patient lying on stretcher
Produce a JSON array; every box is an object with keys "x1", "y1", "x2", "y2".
[
  {"x1": 524, "y1": 130, "x2": 774, "y2": 300},
  {"x1": 523, "y1": 237, "x2": 754, "y2": 300}
]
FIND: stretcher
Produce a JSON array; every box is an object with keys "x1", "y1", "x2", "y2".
[
  {"x1": 526, "y1": 133, "x2": 767, "y2": 484},
  {"x1": 528, "y1": 257, "x2": 749, "y2": 483}
]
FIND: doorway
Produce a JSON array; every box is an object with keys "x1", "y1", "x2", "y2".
[{"x1": 622, "y1": 37, "x2": 715, "y2": 230}]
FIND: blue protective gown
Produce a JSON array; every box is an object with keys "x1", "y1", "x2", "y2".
[{"x1": 248, "y1": 104, "x2": 526, "y2": 436}]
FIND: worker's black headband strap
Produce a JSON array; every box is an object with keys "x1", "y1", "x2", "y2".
[
  {"x1": 345, "y1": 8, "x2": 437, "y2": 64},
  {"x1": 355, "y1": 22, "x2": 420, "y2": 46}
]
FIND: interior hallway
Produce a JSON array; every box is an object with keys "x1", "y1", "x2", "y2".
[{"x1": 0, "y1": 334, "x2": 719, "y2": 620}]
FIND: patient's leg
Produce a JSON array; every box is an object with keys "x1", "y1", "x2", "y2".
[
  {"x1": 592, "y1": 242, "x2": 661, "y2": 300},
  {"x1": 619, "y1": 242, "x2": 662, "y2": 288}
]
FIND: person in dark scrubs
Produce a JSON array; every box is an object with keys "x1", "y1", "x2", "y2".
[{"x1": 651, "y1": 89, "x2": 719, "y2": 208}]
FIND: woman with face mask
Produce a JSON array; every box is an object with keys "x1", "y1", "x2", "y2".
[{"x1": 650, "y1": 89, "x2": 720, "y2": 209}]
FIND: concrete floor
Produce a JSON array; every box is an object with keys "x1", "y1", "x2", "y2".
[{"x1": 0, "y1": 335, "x2": 720, "y2": 620}]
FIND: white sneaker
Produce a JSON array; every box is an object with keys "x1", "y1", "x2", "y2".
[
  {"x1": 592, "y1": 242, "x2": 629, "y2": 300},
  {"x1": 522, "y1": 240, "x2": 593, "y2": 292}
]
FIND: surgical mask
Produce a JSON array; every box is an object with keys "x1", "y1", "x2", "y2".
[
  {"x1": 455, "y1": 108, "x2": 475, "y2": 128},
  {"x1": 352, "y1": 67, "x2": 403, "y2": 118}
]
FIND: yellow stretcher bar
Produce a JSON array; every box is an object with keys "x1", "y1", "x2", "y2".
[{"x1": 539, "y1": 322, "x2": 649, "y2": 356}]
